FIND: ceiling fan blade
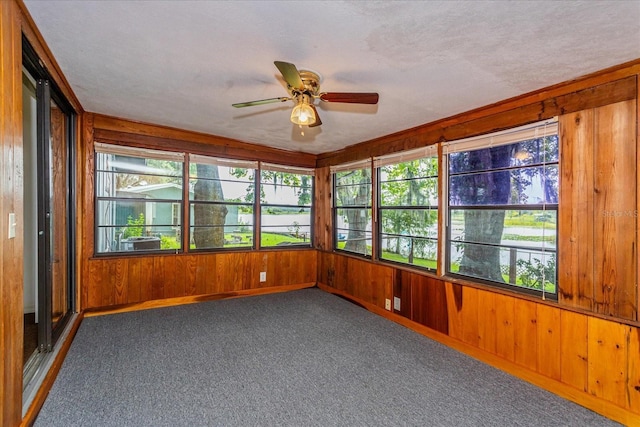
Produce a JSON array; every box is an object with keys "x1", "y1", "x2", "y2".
[
  {"x1": 320, "y1": 92, "x2": 379, "y2": 104},
  {"x1": 309, "y1": 105, "x2": 322, "y2": 128},
  {"x1": 232, "y1": 97, "x2": 289, "y2": 108},
  {"x1": 274, "y1": 61, "x2": 305, "y2": 91}
]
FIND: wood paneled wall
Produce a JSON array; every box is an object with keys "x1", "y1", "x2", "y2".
[
  {"x1": 559, "y1": 100, "x2": 638, "y2": 319},
  {"x1": 0, "y1": 2, "x2": 25, "y2": 424},
  {"x1": 85, "y1": 250, "x2": 317, "y2": 310}
]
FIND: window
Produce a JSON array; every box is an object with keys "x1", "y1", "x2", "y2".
[
  {"x1": 260, "y1": 163, "x2": 314, "y2": 248},
  {"x1": 332, "y1": 160, "x2": 373, "y2": 257},
  {"x1": 445, "y1": 119, "x2": 558, "y2": 297},
  {"x1": 95, "y1": 143, "x2": 184, "y2": 254},
  {"x1": 171, "y1": 203, "x2": 180, "y2": 227},
  {"x1": 376, "y1": 147, "x2": 438, "y2": 270},
  {"x1": 189, "y1": 155, "x2": 257, "y2": 250}
]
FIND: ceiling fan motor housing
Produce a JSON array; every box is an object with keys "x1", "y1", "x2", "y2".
[{"x1": 295, "y1": 70, "x2": 321, "y2": 96}]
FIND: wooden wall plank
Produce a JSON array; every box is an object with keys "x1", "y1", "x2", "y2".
[
  {"x1": 494, "y1": 293, "x2": 515, "y2": 362},
  {"x1": 628, "y1": 326, "x2": 640, "y2": 412},
  {"x1": 537, "y1": 304, "x2": 561, "y2": 381},
  {"x1": 394, "y1": 270, "x2": 412, "y2": 318},
  {"x1": 558, "y1": 110, "x2": 595, "y2": 311},
  {"x1": 477, "y1": 291, "x2": 497, "y2": 354},
  {"x1": 0, "y1": 1, "x2": 24, "y2": 423},
  {"x1": 560, "y1": 310, "x2": 588, "y2": 392},
  {"x1": 513, "y1": 299, "x2": 538, "y2": 370},
  {"x1": 112, "y1": 258, "x2": 128, "y2": 305},
  {"x1": 445, "y1": 282, "x2": 463, "y2": 341},
  {"x1": 313, "y1": 166, "x2": 332, "y2": 251},
  {"x1": 410, "y1": 275, "x2": 448, "y2": 334},
  {"x1": 593, "y1": 100, "x2": 637, "y2": 320},
  {"x1": 588, "y1": 317, "x2": 629, "y2": 408},
  {"x1": 461, "y1": 287, "x2": 480, "y2": 347},
  {"x1": 80, "y1": 113, "x2": 94, "y2": 309}
]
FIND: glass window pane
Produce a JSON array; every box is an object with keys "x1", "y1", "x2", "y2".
[
  {"x1": 95, "y1": 200, "x2": 182, "y2": 254},
  {"x1": 380, "y1": 209, "x2": 437, "y2": 238},
  {"x1": 335, "y1": 207, "x2": 372, "y2": 256},
  {"x1": 449, "y1": 165, "x2": 559, "y2": 206},
  {"x1": 96, "y1": 171, "x2": 183, "y2": 199},
  {"x1": 450, "y1": 209, "x2": 556, "y2": 248},
  {"x1": 335, "y1": 168, "x2": 371, "y2": 187},
  {"x1": 449, "y1": 137, "x2": 559, "y2": 175},
  {"x1": 380, "y1": 177, "x2": 438, "y2": 206},
  {"x1": 335, "y1": 184, "x2": 372, "y2": 207},
  {"x1": 448, "y1": 242, "x2": 556, "y2": 293},
  {"x1": 380, "y1": 236, "x2": 437, "y2": 269},
  {"x1": 260, "y1": 170, "x2": 312, "y2": 206},
  {"x1": 190, "y1": 164, "x2": 255, "y2": 203},
  {"x1": 96, "y1": 200, "x2": 180, "y2": 227},
  {"x1": 190, "y1": 203, "x2": 254, "y2": 250},
  {"x1": 379, "y1": 157, "x2": 438, "y2": 181},
  {"x1": 261, "y1": 207, "x2": 311, "y2": 247}
]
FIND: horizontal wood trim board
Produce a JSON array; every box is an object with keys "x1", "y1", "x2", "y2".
[
  {"x1": 317, "y1": 283, "x2": 640, "y2": 426},
  {"x1": 92, "y1": 114, "x2": 316, "y2": 168},
  {"x1": 317, "y1": 74, "x2": 637, "y2": 167},
  {"x1": 84, "y1": 282, "x2": 316, "y2": 317}
]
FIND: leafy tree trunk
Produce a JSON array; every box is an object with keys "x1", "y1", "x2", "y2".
[
  {"x1": 342, "y1": 170, "x2": 371, "y2": 254},
  {"x1": 459, "y1": 210, "x2": 506, "y2": 280},
  {"x1": 193, "y1": 164, "x2": 227, "y2": 248},
  {"x1": 457, "y1": 146, "x2": 512, "y2": 281}
]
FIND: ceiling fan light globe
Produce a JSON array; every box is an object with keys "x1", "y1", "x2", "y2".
[{"x1": 290, "y1": 103, "x2": 316, "y2": 126}]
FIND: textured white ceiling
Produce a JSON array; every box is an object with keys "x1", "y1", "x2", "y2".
[{"x1": 24, "y1": 1, "x2": 640, "y2": 155}]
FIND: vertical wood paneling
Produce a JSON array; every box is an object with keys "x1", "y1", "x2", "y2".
[
  {"x1": 313, "y1": 166, "x2": 332, "y2": 251},
  {"x1": 411, "y1": 275, "x2": 448, "y2": 334},
  {"x1": 560, "y1": 310, "x2": 588, "y2": 392},
  {"x1": 477, "y1": 291, "x2": 497, "y2": 354},
  {"x1": 628, "y1": 327, "x2": 640, "y2": 412},
  {"x1": 558, "y1": 110, "x2": 595, "y2": 311},
  {"x1": 588, "y1": 317, "x2": 628, "y2": 407},
  {"x1": 393, "y1": 270, "x2": 411, "y2": 318},
  {"x1": 537, "y1": 304, "x2": 561, "y2": 380},
  {"x1": 176, "y1": 255, "x2": 198, "y2": 295},
  {"x1": 461, "y1": 287, "x2": 480, "y2": 347},
  {"x1": 0, "y1": 1, "x2": 24, "y2": 423},
  {"x1": 494, "y1": 293, "x2": 515, "y2": 362},
  {"x1": 445, "y1": 282, "x2": 463, "y2": 341},
  {"x1": 593, "y1": 100, "x2": 637, "y2": 320},
  {"x1": 195, "y1": 254, "x2": 213, "y2": 295},
  {"x1": 112, "y1": 258, "x2": 128, "y2": 305},
  {"x1": 513, "y1": 299, "x2": 538, "y2": 370},
  {"x1": 80, "y1": 113, "x2": 94, "y2": 309}
]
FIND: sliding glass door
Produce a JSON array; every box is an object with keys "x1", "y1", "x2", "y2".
[{"x1": 23, "y1": 37, "x2": 76, "y2": 368}]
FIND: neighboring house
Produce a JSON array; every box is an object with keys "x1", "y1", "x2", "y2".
[{"x1": 117, "y1": 182, "x2": 240, "y2": 237}]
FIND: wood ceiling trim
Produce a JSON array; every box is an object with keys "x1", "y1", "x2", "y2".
[{"x1": 92, "y1": 113, "x2": 317, "y2": 168}]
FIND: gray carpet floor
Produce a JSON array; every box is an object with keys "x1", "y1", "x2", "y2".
[{"x1": 35, "y1": 288, "x2": 620, "y2": 426}]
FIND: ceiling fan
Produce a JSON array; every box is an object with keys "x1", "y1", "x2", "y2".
[{"x1": 232, "y1": 61, "x2": 379, "y2": 128}]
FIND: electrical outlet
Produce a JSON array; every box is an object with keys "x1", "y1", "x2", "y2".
[
  {"x1": 394, "y1": 297, "x2": 401, "y2": 311},
  {"x1": 385, "y1": 298, "x2": 391, "y2": 310},
  {"x1": 259, "y1": 271, "x2": 266, "y2": 282}
]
